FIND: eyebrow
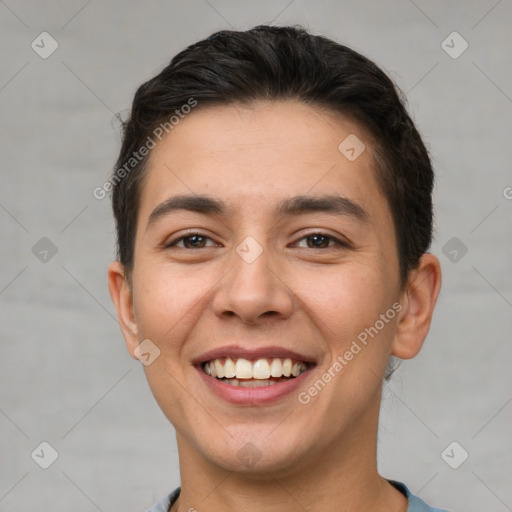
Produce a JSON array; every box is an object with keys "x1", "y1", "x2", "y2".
[
  {"x1": 276, "y1": 195, "x2": 368, "y2": 221},
  {"x1": 146, "y1": 193, "x2": 369, "y2": 231},
  {"x1": 146, "y1": 195, "x2": 225, "y2": 231}
]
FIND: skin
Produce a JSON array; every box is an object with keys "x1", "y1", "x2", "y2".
[{"x1": 108, "y1": 100, "x2": 441, "y2": 512}]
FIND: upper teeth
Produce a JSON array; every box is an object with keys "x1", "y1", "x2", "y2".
[{"x1": 203, "y1": 357, "x2": 307, "y2": 379}]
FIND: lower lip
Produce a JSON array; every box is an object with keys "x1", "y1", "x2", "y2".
[{"x1": 195, "y1": 365, "x2": 312, "y2": 405}]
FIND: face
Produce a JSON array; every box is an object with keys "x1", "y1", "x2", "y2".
[{"x1": 115, "y1": 101, "x2": 409, "y2": 476}]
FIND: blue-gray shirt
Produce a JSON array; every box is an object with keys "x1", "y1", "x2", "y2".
[{"x1": 146, "y1": 481, "x2": 449, "y2": 511}]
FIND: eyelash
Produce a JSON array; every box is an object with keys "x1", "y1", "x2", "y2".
[{"x1": 165, "y1": 231, "x2": 349, "y2": 250}]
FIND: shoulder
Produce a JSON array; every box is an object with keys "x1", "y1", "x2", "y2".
[
  {"x1": 389, "y1": 480, "x2": 451, "y2": 512},
  {"x1": 145, "y1": 487, "x2": 180, "y2": 512},
  {"x1": 147, "y1": 483, "x2": 451, "y2": 512}
]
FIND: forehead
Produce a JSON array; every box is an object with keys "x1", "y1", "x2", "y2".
[{"x1": 137, "y1": 100, "x2": 387, "y2": 223}]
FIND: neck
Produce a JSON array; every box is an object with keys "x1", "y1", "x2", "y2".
[{"x1": 171, "y1": 395, "x2": 407, "y2": 512}]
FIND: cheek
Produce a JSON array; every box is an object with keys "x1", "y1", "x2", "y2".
[
  {"x1": 131, "y1": 265, "x2": 209, "y2": 425},
  {"x1": 292, "y1": 262, "x2": 399, "y2": 382},
  {"x1": 132, "y1": 264, "x2": 210, "y2": 349},
  {"x1": 292, "y1": 264, "x2": 390, "y2": 340}
]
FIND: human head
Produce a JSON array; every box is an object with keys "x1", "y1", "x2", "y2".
[
  {"x1": 107, "y1": 25, "x2": 442, "y2": 486},
  {"x1": 110, "y1": 25, "x2": 434, "y2": 287}
]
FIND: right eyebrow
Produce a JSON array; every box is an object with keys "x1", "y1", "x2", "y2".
[{"x1": 146, "y1": 194, "x2": 226, "y2": 232}]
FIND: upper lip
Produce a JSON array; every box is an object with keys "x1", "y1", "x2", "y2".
[{"x1": 192, "y1": 345, "x2": 317, "y2": 365}]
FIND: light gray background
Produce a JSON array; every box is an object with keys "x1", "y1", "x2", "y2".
[{"x1": 1, "y1": 1, "x2": 511, "y2": 511}]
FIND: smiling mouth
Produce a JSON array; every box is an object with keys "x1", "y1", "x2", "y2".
[{"x1": 201, "y1": 357, "x2": 309, "y2": 387}]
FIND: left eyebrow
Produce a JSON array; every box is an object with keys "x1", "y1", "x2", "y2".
[{"x1": 274, "y1": 194, "x2": 369, "y2": 222}]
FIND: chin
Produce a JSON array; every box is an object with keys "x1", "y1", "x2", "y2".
[{"x1": 197, "y1": 430, "x2": 313, "y2": 477}]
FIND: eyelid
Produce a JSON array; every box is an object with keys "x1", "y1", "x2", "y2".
[
  {"x1": 163, "y1": 229, "x2": 351, "y2": 250},
  {"x1": 164, "y1": 229, "x2": 220, "y2": 248},
  {"x1": 290, "y1": 231, "x2": 352, "y2": 249},
  {"x1": 292, "y1": 228, "x2": 353, "y2": 247}
]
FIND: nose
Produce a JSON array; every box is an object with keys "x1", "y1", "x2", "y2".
[{"x1": 211, "y1": 245, "x2": 294, "y2": 326}]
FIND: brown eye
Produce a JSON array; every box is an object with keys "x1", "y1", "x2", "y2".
[
  {"x1": 295, "y1": 233, "x2": 342, "y2": 249},
  {"x1": 306, "y1": 234, "x2": 332, "y2": 248},
  {"x1": 182, "y1": 235, "x2": 207, "y2": 248},
  {"x1": 166, "y1": 232, "x2": 217, "y2": 249}
]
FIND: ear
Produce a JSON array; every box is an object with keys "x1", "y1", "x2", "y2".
[
  {"x1": 392, "y1": 253, "x2": 442, "y2": 360},
  {"x1": 107, "y1": 261, "x2": 140, "y2": 359}
]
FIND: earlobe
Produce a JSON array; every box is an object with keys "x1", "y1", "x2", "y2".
[
  {"x1": 392, "y1": 254, "x2": 442, "y2": 360},
  {"x1": 107, "y1": 261, "x2": 140, "y2": 358}
]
